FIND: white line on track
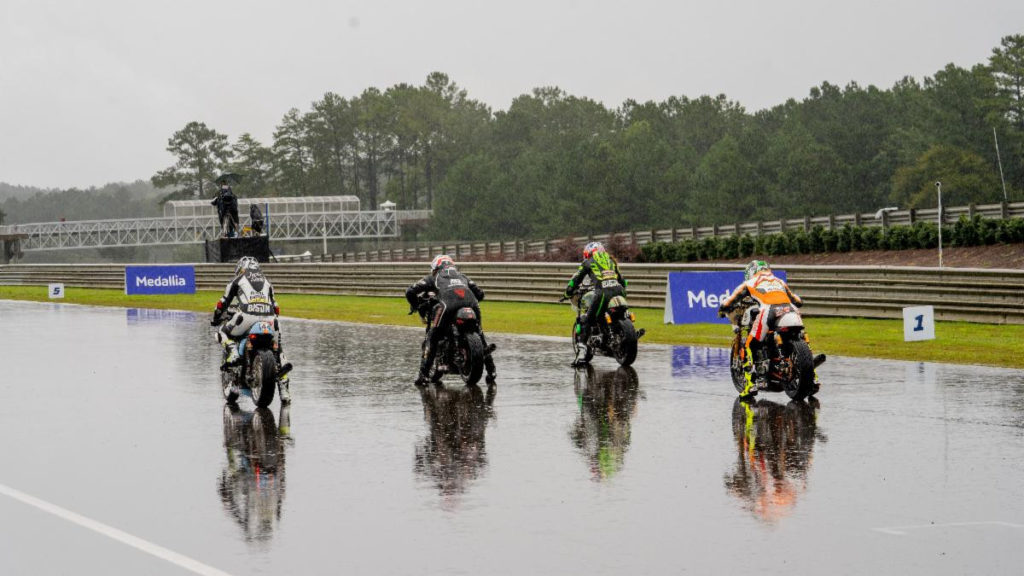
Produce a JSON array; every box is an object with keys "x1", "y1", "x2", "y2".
[
  {"x1": 873, "y1": 521, "x2": 1024, "y2": 536},
  {"x1": 0, "y1": 482, "x2": 232, "y2": 576}
]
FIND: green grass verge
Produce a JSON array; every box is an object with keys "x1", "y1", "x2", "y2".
[{"x1": 2, "y1": 285, "x2": 1021, "y2": 369}]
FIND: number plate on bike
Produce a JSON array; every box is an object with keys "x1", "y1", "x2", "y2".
[{"x1": 774, "y1": 305, "x2": 793, "y2": 317}]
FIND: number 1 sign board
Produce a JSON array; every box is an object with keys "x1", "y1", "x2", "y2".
[{"x1": 903, "y1": 305, "x2": 936, "y2": 342}]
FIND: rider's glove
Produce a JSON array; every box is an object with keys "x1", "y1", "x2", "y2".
[
  {"x1": 717, "y1": 305, "x2": 728, "y2": 318},
  {"x1": 211, "y1": 313, "x2": 222, "y2": 326}
]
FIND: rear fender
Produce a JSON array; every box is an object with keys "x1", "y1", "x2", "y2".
[
  {"x1": 776, "y1": 310, "x2": 804, "y2": 329},
  {"x1": 455, "y1": 307, "x2": 479, "y2": 331},
  {"x1": 246, "y1": 320, "x2": 277, "y2": 350}
]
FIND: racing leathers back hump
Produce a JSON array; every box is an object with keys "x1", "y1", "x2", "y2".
[{"x1": 217, "y1": 269, "x2": 278, "y2": 339}]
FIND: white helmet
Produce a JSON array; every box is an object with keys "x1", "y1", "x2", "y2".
[
  {"x1": 430, "y1": 254, "x2": 454, "y2": 274},
  {"x1": 235, "y1": 256, "x2": 260, "y2": 276}
]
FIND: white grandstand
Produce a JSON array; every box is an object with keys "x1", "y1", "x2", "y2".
[{"x1": 0, "y1": 196, "x2": 431, "y2": 252}]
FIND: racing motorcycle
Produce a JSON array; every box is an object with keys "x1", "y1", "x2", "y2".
[
  {"x1": 215, "y1": 306, "x2": 290, "y2": 407},
  {"x1": 414, "y1": 294, "x2": 487, "y2": 386},
  {"x1": 721, "y1": 297, "x2": 824, "y2": 401},
  {"x1": 562, "y1": 279, "x2": 645, "y2": 367}
]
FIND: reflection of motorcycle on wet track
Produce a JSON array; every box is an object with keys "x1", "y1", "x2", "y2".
[
  {"x1": 724, "y1": 397, "x2": 825, "y2": 524},
  {"x1": 218, "y1": 404, "x2": 291, "y2": 543},
  {"x1": 569, "y1": 365, "x2": 642, "y2": 481},
  {"x1": 414, "y1": 383, "x2": 495, "y2": 498}
]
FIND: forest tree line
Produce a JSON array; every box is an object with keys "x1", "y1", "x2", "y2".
[
  {"x1": 4, "y1": 36, "x2": 1022, "y2": 242},
  {"x1": 0, "y1": 181, "x2": 161, "y2": 225}
]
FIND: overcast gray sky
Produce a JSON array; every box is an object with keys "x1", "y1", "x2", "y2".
[{"x1": 1, "y1": 0, "x2": 1020, "y2": 189}]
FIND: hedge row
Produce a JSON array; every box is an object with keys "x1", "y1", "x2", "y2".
[{"x1": 638, "y1": 215, "x2": 1024, "y2": 263}]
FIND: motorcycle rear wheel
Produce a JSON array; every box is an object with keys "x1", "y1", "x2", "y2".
[
  {"x1": 459, "y1": 332, "x2": 485, "y2": 386},
  {"x1": 785, "y1": 340, "x2": 815, "y2": 401},
  {"x1": 613, "y1": 318, "x2": 638, "y2": 367},
  {"x1": 250, "y1": 349, "x2": 278, "y2": 408}
]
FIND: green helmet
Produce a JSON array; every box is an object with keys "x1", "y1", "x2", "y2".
[{"x1": 744, "y1": 260, "x2": 769, "y2": 281}]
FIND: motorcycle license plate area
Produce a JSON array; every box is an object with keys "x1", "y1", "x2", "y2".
[{"x1": 255, "y1": 321, "x2": 273, "y2": 334}]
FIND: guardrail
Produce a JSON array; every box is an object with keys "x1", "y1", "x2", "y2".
[
  {"x1": 276, "y1": 200, "x2": 1024, "y2": 263},
  {"x1": 2, "y1": 262, "x2": 1022, "y2": 325}
]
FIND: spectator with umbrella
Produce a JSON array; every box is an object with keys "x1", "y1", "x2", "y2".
[{"x1": 212, "y1": 173, "x2": 240, "y2": 237}]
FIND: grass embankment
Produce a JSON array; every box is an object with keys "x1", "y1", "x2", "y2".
[{"x1": 1, "y1": 285, "x2": 1021, "y2": 369}]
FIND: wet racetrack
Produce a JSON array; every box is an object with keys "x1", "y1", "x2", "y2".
[{"x1": 1, "y1": 300, "x2": 1023, "y2": 575}]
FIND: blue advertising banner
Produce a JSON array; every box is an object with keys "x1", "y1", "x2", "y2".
[
  {"x1": 663, "y1": 270, "x2": 786, "y2": 324},
  {"x1": 125, "y1": 265, "x2": 196, "y2": 295}
]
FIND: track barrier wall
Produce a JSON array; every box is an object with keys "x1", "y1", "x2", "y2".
[{"x1": 2, "y1": 262, "x2": 1023, "y2": 325}]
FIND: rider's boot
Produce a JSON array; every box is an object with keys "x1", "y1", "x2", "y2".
[
  {"x1": 277, "y1": 352, "x2": 292, "y2": 404},
  {"x1": 480, "y1": 333, "x2": 497, "y2": 385},
  {"x1": 741, "y1": 367, "x2": 758, "y2": 397},
  {"x1": 219, "y1": 332, "x2": 240, "y2": 370},
  {"x1": 484, "y1": 356, "x2": 497, "y2": 386},
  {"x1": 741, "y1": 343, "x2": 765, "y2": 396}
]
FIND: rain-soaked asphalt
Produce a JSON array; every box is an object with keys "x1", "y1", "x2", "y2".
[{"x1": 1, "y1": 300, "x2": 1023, "y2": 575}]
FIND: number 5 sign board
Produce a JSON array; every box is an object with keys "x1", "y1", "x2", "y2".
[{"x1": 903, "y1": 305, "x2": 936, "y2": 342}]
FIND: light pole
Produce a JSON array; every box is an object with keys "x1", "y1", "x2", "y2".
[
  {"x1": 994, "y1": 127, "x2": 1008, "y2": 203},
  {"x1": 935, "y1": 181, "x2": 943, "y2": 268}
]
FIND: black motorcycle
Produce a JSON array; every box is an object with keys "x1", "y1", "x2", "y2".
[
  {"x1": 562, "y1": 285, "x2": 644, "y2": 367},
  {"x1": 721, "y1": 298, "x2": 824, "y2": 400},
  {"x1": 415, "y1": 294, "x2": 487, "y2": 386}
]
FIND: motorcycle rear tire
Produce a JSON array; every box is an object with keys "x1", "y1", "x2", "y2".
[
  {"x1": 251, "y1": 349, "x2": 278, "y2": 408},
  {"x1": 613, "y1": 319, "x2": 638, "y2": 367},
  {"x1": 459, "y1": 332, "x2": 485, "y2": 386},
  {"x1": 785, "y1": 340, "x2": 815, "y2": 401}
]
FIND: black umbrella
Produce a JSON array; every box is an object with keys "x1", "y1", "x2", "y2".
[{"x1": 215, "y1": 173, "x2": 242, "y2": 185}]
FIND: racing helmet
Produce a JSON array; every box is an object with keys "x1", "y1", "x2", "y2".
[
  {"x1": 744, "y1": 260, "x2": 770, "y2": 281},
  {"x1": 430, "y1": 254, "x2": 454, "y2": 274},
  {"x1": 235, "y1": 256, "x2": 260, "y2": 276},
  {"x1": 583, "y1": 241, "x2": 605, "y2": 259}
]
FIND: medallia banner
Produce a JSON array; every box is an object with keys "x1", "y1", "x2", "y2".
[
  {"x1": 125, "y1": 265, "x2": 197, "y2": 295},
  {"x1": 664, "y1": 270, "x2": 786, "y2": 324}
]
